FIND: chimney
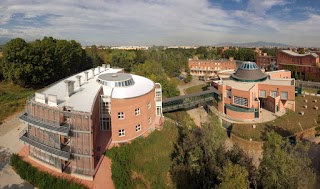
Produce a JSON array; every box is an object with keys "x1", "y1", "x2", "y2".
[
  {"x1": 102, "y1": 64, "x2": 106, "y2": 70},
  {"x1": 64, "y1": 80, "x2": 75, "y2": 97},
  {"x1": 229, "y1": 57, "x2": 234, "y2": 61},
  {"x1": 193, "y1": 55, "x2": 199, "y2": 60},
  {"x1": 97, "y1": 66, "x2": 101, "y2": 73},
  {"x1": 84, "y1": 71, "x2": 89, "y2": 82},
  {"x1": 107, "y1": 64, "x2": 111, "y2": 68},
  {"x1": 91, "y1": 68, "x2": 95, "y2": 77},
  {"x1": 75, "y1": 75, "x2": 82, "y2": 87},
  {"x1": 263, "y1": 53, "x2": 267, "y2": 56}
]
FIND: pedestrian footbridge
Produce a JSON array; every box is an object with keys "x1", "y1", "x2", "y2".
[{"x1": 162, "y1": 87, "x2": 221, "y2": 112}]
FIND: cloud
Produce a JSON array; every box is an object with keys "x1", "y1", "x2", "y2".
[
  {"x1": 0, "y1": 0, "x2": 319, "y2": 46},
  {"x1": 247, "y1": 0, "x2": 288, "y2": 16}
]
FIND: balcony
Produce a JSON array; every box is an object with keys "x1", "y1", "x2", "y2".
[
  {"x1": 20, "y1": 132, "x2": 70, "y2": 161},
  {"x1": 20, "y1": 113, "x2": 69, "y2": 136}
]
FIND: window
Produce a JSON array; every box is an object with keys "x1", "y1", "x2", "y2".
[
  {"x1": 135, "y1": 108, "x2": 140, "y2": 116},
  {"x1": 118, "y1": 112, "x2": 124, "y2": 119},
  {"x1": 233, "y1": 96, "x2": 248, "y2": 107},
  {"x1": 270, "y1": 91, "x2": 277, "y2": 98},
  {"x1": 148, "y1": 117, "x2": 151, "y2": 124},
  {"x1": 136, "y1": 124, "x2": 141, "y2": 132},
  {"x1": 226, "y1": 89, "x2": 231, "y2": 98},
  {"x1": 156, "y1": 91, "x2": 161, "y2": 102},
  {"x1": 259, "y1": 90, "x2": 266, "y2": 98},
  {"x1": 148, "y1": 102, "x2": 151, "y2": 109},
  {"x1": 118, "y1": 129, "x2": 125, "y2": 137},
  {"x1": 281, "y1": 92, "x2": 288, "y2": 100}
]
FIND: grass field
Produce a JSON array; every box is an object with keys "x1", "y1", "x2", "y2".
[
  {"x1": 303, "y1": 87, "x2": 319, "y2": 94},
  {"x1": 185, "y1": 84, "x2": 208, "y2": 94},
  {"x1": 0, "y1": 82, "x2": 35, "y2": 123},
  {"x1": 232, "y1": 95, "x2": 320, "y2": 141},
  {"x1": 106, "y1": 110, "x2": 194, "y2": 189}
]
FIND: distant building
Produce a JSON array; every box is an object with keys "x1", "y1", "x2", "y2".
[
  {"x1": 110, "y1": 46, "x2": 149, "y2": 50},
  {"x1": 256, "y1": 53, "x2": 277, "y2": 71},
  {"x1": 277, "y1": 50, "x2": 320, "y2": 81},
  {"x1": 213, "y1": 62, "x2": 295, "y2": 120},
  {"x1": 188, "y1": 56, "x2": 236, "y2": 77}
]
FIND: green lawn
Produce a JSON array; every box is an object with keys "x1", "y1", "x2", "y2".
[
  {"x1": 232, "y1": 95, "x2": 320, "y2": 141},
  {"x1": 303, "y1": 87, "x2": 319, "y2": 94},
  {"x1": 106, "y1": 123, "x2": 179, "y2": 189},
  {"x1": 185, "y1": 84, "x2": 208, "y2": 94},
  {"x1": 0, "y1": 82, "x2": 35, "y2": 123},
  {"x1": 106, "y1": 111, "x2": 195, "y2": 189}
]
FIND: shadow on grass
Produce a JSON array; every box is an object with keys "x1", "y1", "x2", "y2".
[{"x1": 261, "y1": 124, "x2": 294, "y2": 140}]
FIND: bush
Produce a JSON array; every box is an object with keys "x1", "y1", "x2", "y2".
[
  {"x1": 183, "y1": 74, "x2": 192, "y2": 83},
  {"x1": 10, "y1": 154, "x2": 87, "y2": 189}
]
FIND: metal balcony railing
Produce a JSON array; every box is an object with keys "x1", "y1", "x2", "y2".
[
  {"x1": 19, "y1": 113, "x2": 70, "y2": 136},
  {"x1": 20, "y1": 132, "x2": 70, "y2": 161}
]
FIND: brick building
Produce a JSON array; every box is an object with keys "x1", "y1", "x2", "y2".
[
  {"x1": 213, "y1": 62, "x2": 295, "y2": 120},
  {"x1": 255, "y1": 53, "x2": 277, "y2": 70},
  {"x1": 188, "y1": 56, "x2": 236, "y2": 77},
  {"x1": 19, "y1": 64, "x2": 162, "y2": 180},
  {"x1": 277, "y1": 50, "x2": 320, "y2": 81}
]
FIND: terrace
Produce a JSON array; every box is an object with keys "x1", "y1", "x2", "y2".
[{"x1": 232, "y1": 95, "x2": 320, "y2": 141}]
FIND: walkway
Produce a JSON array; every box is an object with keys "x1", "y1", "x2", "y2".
[{"x1": 0, "y1": 113, "x2": 34, "y2": 189}]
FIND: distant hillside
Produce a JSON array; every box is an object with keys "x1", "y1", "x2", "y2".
[{"x1": 216, "y1": 41, "x2": 290, "y2": 47}]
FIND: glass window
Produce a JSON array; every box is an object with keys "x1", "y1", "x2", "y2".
[
  {"x1": 118, "y1": 112, "x2": 124, "y2": 119},
  {"x1": 226, "y1": 89, "x2": 231, "y2": 98},
  {"x1": 135, "y1": 108, "x2": 140, "y2": 116},
  {"x1": 281, "y1": 92, "x2": 288, "y2": 100},
  {"x1": 118, "y1": 129, "x2": 125, "y2": 137},
  {"x1": 148, "y1": 102, "x2": 151, "y2": 109},
  {"x1": 148, "y1": 117, "x2": 151, "y2": 124},
  {"x1": 135, "y1": 124, "x2": 141, "y2": 132},
  {"x1": 270, "y1": 91, "x2": 277, "y2": 98},
  {"x1": 259, "y1": 90, "x2": 266, "y2": 97},
  {"x1": 233, "y1": 96, "x2": 248, "y2": 107}
]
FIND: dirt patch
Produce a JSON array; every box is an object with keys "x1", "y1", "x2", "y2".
[
  {"x1": 186, "y1": 107, "x2": 208, "y2": 127},
  {"x1": 131, "y1": 171, "x2": 151, "y2": 189}
]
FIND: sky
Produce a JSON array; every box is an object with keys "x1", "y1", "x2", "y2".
[{"x1": 0, "y1": 0, "x2": 320, "y2": 47}]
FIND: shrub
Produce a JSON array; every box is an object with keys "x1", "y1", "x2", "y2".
[{"x1": 10, "y1": 154, "x2": 87, "y2": 189}]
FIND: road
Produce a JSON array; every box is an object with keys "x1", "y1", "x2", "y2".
[{"x1": 0, "y1": 113, "x2": 34, "y2": 189}]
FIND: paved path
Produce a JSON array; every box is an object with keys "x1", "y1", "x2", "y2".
[
  {"x1": 0, "y1": 113, "x2": 34, "y2": 189},
  {"x1": 177, "y1": 76, "x2": 207, "y2": 95}
]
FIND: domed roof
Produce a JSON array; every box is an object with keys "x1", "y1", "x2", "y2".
[{"x1": 231, "y1": 62, "x2": 267, "y2": 82}]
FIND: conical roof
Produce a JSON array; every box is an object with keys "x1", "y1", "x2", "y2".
[{"x1": 231, "y1": 62, "x2": 267, "y2": 82}]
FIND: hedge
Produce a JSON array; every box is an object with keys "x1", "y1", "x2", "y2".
[{"x1": 10, "y1": 154, "x2": 87, "y2": 189}]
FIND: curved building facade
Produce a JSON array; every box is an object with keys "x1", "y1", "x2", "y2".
[
  {"x1": 19, "y1": 64, "x2": 163, "y2": 180},
  {"x1": 214, "y1": 62, "x2": 295, "y2": 120}
]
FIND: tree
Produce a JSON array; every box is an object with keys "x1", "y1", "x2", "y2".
[
  {"x1": 85, "y1": 45, "x2": 104, "y2": 67},
  {"x1": 217, "y1": 161, "x2": 250, "y2": 189},
  {"x1": 2, "y1": 37, "x2": 89, "y2": 87},
  {"x1": 171, "y1": 115, "x2": 227, "y2": 188},
  {"x1": 108, "y1": 50, "x2": 136, "y2": 72},
  {"x1": 2, "y1": 38, "x2": 29, "y2": 86},
  {"x1": 223, "y1": 49, "x2": 237, "y2": 59},
  {"x1": 259, "y1": 131, "x2": 316, "y2": 189}
]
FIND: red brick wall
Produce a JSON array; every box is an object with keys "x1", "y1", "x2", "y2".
[
  {"x1": 267, "y1": 71, "x2": 291, "y2": 79},
  {"x1": 226, "y1": 108, "x2": 254, "y2": 119},
  {"x1": 111, "y1": 88, "x2": 156, "y2": 143}
]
